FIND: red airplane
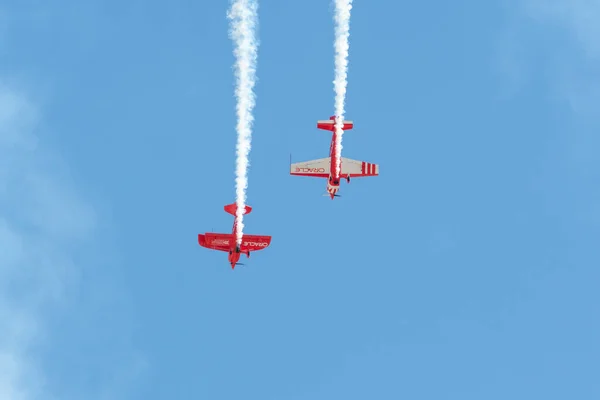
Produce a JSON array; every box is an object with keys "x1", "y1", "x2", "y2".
[
  {"x1": 290, "y1": 116, "x2": 379, "y2": 199},
  {"x1": 198, "y1": 203, "x2": 272, "y2": 269}
]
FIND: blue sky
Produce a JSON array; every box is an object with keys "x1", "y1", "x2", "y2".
[{"x1": 1, "y1": 0, "x2": 599, "y2": 398}]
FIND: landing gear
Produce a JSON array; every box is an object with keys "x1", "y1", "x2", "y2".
[
  {"x1": 247, "y1": 251, "x2": 250, "y2": 258},
  {"x1": 346, "y1": 176, "x2": 350, "y2": 183}
]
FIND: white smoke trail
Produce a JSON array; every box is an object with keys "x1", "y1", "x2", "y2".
[
  {"x1": 227, "y1": 0, "x2": 259, "y2": 245},
  {"x1": 333, "y1": 0, "x2": 353, "y2": 177}
]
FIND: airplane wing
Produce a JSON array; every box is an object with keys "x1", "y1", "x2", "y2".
[
  {"x1": 341, "y1": 157, "x2": 379, "y2": 177},
  {"x1": 198, "y1": 233, "x2": 231, "y2": 252},
  {"x1": 199, "y1": 233, "x2": 272, "y2": 252},
  {"x1": 240, "y1": 235, "x2": 272, "y2": 252},
  {"x1": 290, "y1": 157, "x2": 330, "y2": 178}
]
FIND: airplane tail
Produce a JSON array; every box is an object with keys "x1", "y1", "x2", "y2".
[
  {"x1": 317, "y1": 116, "x2": 353, "y2": 131},
  {"x1": 224, "y1": 203, "x2": 252, "y2": 216}
]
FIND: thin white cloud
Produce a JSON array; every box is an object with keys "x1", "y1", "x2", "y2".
[
  {"x1": 0, "y1": 3, "x2": 150, "y2": 398},
  {"x1": 498, "y1": 0, "x2": 600, "y2": 227},
  {"x1": 523, "y1": 0, "x2": 600, "y2": 59},
  {"x1": 499, "y1": 0, "x2": 600, "y2": 114},
  {"x1": 0, "y1": 80, "x2": 80, "y2": 399},
  {"x1": 0, "y1": 74, "x2": 144, "y2": 400}
]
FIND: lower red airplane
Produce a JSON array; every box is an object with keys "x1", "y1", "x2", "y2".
[
  {"x1": 198, "y1": 203, "x2": 272, "y2": 269},
  {"x1": 290, "y1": 116, "x2": 379, "y2": 199}
]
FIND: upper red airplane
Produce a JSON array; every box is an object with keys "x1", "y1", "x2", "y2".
[
  {"x1": 290, "y1": 116, "x2": 379, "y2": 199},
  {"x1": 198, "y1": 203, "x2": 272, "y2": 269}
]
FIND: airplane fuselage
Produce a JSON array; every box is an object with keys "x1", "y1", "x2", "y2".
[
  {"x1": 228, "y1": 249, "x2": 241, "y2": 268},
  {"x1": 326, "y1": 130, "x2": 341, "y2": 199},
  {"x1": 227, "y1": 215, "x2": 250, "y2": 268}
]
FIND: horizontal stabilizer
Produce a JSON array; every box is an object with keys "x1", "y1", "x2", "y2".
[
  {"x1": 224, "y1": 203, "x2": 252, "y2": 216},
  {"x1": 317, "y1": 116, "x2": 353, "y2": 131},
  {"x1": 290, "y1": 157, "x2": 330, "y2": 178}
]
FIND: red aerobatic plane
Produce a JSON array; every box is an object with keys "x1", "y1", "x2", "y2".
[
  {"x1": 290, "y1": 116, "x2": 379, "y2": 199},
  {"x1": 198, "y1": 203, "x2": 272, "y2": 269}
]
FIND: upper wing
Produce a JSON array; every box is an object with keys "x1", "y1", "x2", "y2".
[
  {"x1": 341, "y1": 157, "x2": 379, "y2": 177},
  {"x1": 198, "y1": 233, "x2": 231, "y2": 252},
  {"x1": 290, "y1": 157, "x2": 330, "y2": 178},
  {"x1": 240, "y1": 235, "x2": 272, "y2": 252}
]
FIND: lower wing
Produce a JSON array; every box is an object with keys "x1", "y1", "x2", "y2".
[
  {"x1": 198, "y1": 233, "x2": 231, "y2": 252},
  {"x1": 341, "y1": 157, "x2": 379, "y2": 177},
  {"x1": 290, "y1": 157, "x2": 330, "y2": 178},
  {"x1": 240, "y1": 235, "x2": 272, "y2": 252}
]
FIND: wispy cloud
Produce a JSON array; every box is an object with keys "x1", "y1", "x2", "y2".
[
  {"x1": 498, "y1": 0, "x2": 600, "y2": 226},
  {"x1": 0, "y1": 58, "x2": 144, "y2": 400},
  {"x1": 523, "y1": 0, "x2": 600, "y2": 58},
  {"x1": 0, "y1": 79, "x2": 92, "y2": 399},
  {"x1": 499, "y1": 0, "x2": 600, "y2": 115}
]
